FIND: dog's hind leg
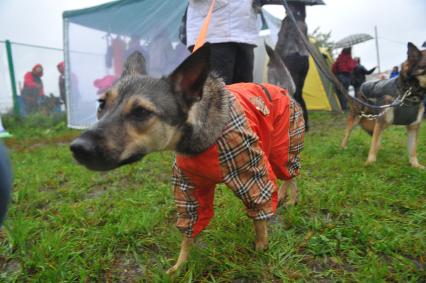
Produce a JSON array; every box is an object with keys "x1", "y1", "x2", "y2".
[
  {"x1": 253, "y1": 220, "x2": 268, "y2": 251},
  {"x1": 166, "y1": 237, "x2": 194, "y2": 275},
  {"x1": 407, "y1": 124, "x2": 424, "y2": 169},
  {"x1": 366, "y1": 121, "x2": 386, "y2": 165},
  {"x1": 341, "y1": 114, "x2": 360, "y2": 149}
]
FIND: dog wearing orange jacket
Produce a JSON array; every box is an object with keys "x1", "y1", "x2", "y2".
[{"x1": 70, "y1": 43, "x2": 304, "y2": 274}]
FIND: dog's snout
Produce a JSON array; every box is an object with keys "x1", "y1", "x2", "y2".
[
  {"x1": 70, "y1": 137, "x2": 95, "y2": 156},
  {"x1": 70, "y1": 132, "x2": 119, "y2": 171}
]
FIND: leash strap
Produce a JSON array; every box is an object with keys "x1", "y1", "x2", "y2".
[{"x1": 193, "y1": 0, "x2": 216, "y2": 52}]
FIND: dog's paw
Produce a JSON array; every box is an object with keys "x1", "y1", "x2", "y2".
[
  {"x1": 285, "y1": 199, "x2": 298, "y2": 207},
  {"x1": 254, "y1": 241, "x2": 269, "y2": 252},
  {"x1": 166, "y1": 265, "x2": 178, "y2": 275},
  {"x1": 365, "y1": 158, "x2": 376, "y2": 166},
  {"x1": 411, "y1": 163, "x2": 425, "y2": 169}
]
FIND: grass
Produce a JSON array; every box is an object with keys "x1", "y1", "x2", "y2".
[{"x1": 0, "y1": 112, "x2": 425, "y2": 282}]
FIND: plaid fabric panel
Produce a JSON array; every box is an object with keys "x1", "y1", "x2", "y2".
[
  {"x1": 287, "y1": 99, "x2": 305, "y2": 177},
  {"x1": 172, "y1": 161, "x2": 198, "y2": 237},
  {"x1": 217, "y1": 96, "x2": 275, "y2": 220}
]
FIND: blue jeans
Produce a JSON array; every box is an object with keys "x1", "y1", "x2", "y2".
[{"x1": 0, "y1": 143, "x2": 12, "y2": 227}]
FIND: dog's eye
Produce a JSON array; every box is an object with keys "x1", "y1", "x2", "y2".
[
  {"x1": 97, "y1": 98, "x2": 106, "y2": 112},
  {"x1": 131, "y1": 106, "x2": 152, "y2": 120}
]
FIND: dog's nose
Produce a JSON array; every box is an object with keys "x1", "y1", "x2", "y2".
[{"x1": 70, "y1": 137, "x2": 95, "y2": 158}]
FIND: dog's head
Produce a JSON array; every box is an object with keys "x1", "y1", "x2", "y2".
[
  {"x1": 401, "y1": 42, "x2": 426, "y2": 88},
  {"x1": 70, "y1": 44, "x2": 211, "y2": 171}
]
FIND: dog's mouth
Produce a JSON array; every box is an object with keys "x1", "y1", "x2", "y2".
[
  {"x1": 72, "y1": 150, "x2": 145, "y2": 172},
  {"x1": 119, "y1": 153, "x2": 145, "y2": 166}
]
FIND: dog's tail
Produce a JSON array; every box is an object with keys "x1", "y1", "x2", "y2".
[{"x1": 265, "y1": 42, "x2": 296, "y2": 96}]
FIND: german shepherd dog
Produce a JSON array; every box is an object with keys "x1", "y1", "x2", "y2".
[
  {"x1": 341, "y1": 42, "x2": 426, "y2": 168},
  {"x1": 70, "y1": 43, "x2": 304, "y2": 273}
]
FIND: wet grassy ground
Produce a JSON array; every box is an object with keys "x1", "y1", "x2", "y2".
[{"x1": 1, "y1": 112, "x2": 425, "y2": 282}]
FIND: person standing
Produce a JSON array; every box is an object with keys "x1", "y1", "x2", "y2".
[
  {"x1": 186, "y1": 0, "x2": 259, "y2": 84},
  {"x1": 275, "y1": 2, "x2": 310, "y2": 131},
  {"x1": 57, "y1": 61, "x2": 66, "y2": 107},
  {"x1": 390, "y1": 66, "x2": 399, "y2": 79},
  {"x1": 351, "y1": 57, "x2": 376, "y2": 94},
  {"x1": 332, "y1": 47, "x2": 357, "y2": 110}
]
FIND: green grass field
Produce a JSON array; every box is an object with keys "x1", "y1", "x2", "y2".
[{"x1": 1, "y1": 112, "x2": 425, "y2": 282}]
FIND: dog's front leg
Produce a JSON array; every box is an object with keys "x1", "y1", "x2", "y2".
[
  {"x1": 407, "y1": 124, "x2": 424, "y2": 169},
  {"x1": 366, "y1": 122, "x2": 385, "y2": 165},
  {"x1": 166, "y1": 237, "x2": 194, "y2": 275},
  {"x1": 341, "y1": 114, "x2": 360, "y2": 149},
  {"x1": 253, "y1": 220, "x2": 268, "y2": 251}
]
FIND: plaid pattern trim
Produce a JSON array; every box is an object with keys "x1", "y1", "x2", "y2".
[
  {"x1": 287, "y1": 99, "x2": 305, "y2": 177},
  {"x1": 216, "y1": 96, "x2": 275, "y2": 220},
  {"x1": 172, "y1": 162, "x2": 198, "y2": 237}
]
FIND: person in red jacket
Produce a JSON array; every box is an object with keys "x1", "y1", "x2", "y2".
[
  {"x1": 22, "y1": 64, "x2": 45, "y2": 113},
  {"x1": 23, "y1": 64, "x2": 44, "y2": 96},
  {"x1": 332, "y1": 47, "x2": 357, "y2": 110}
]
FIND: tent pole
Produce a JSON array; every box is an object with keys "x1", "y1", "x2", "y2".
[
  {"x1": 374, "y1": 26, "x2": 381, "y2": 74},
  {"x1": 63, "y1": 18, "x2": 72, "y2": 127},
  {"x1": 5, "y1": 40, "x2": 20, "y2": 116}
]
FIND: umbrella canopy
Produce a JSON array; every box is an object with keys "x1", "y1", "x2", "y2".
[
  {"x1": 287, "y1": 0, "x2": 325, "y2": 5},
  {"x1": 334, "y1": 33, "x2": 373, "y2": 49},
  {"x1": 422, "y1": 41, "x2": 426, "y2": 48},
  {"x1": 262, "y1": 0, "x2": 325, "y2": 6}
]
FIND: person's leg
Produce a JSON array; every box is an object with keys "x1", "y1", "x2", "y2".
[
  {"x1": 354, "y1": 84, "x2": 361, "y2": 96},
  {"x1": 0, "y1": 143, "x2": 12, "y2": 227},
  {"x1": 209, "y1": 42, "x2": 237, "y2": 84},
  {"x1": 284, "y1": 54, "x2": 310, "y2": 131},
  {"x1": 336, "y1": 74, "x2": 350, "y2": 110},
  {"x1": 233, "y1": 43, "x2": 255, "y2": 83},
  {"x1": 295, "y1": 56, "x2": 309, "y2": 130}
]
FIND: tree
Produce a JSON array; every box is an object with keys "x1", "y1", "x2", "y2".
[{"x1": 310, "y1": 27, "x2": 334, "y2": 53}]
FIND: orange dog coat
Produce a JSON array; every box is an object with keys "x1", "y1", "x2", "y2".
[{"x1": 173, "y1": 83, "x2": 304, "y2": 237}]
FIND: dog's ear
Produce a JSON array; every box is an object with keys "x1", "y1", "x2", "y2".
[
  {"x1": 169, "y1": 43, "x2": 211, "y2": 105},
  {"x1": 407, "y1": 42, "x2": 421, "y2": 63},
  {"x1": 265, "y1": 42, "x2": 277, "y2": 62},
  {"x1": 121, "y1": 51, "x2": 147, "y2": 78},
  {"x1": 265, "y1": 42, "x2": 296, "y2": 96}
]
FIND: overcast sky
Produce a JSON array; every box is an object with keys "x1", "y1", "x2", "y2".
[
  {"x1": 0, "y1": 0, "x2": 425, "y2": 78},
  {"x1": 265, "y1": 0, "x2": 425, "y2": 72}
]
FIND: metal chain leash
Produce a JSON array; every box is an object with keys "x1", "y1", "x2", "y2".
[{"x1": 359, "y1": 87, "x2": 413, "y2": 120}]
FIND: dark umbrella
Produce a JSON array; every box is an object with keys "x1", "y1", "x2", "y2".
[
  {"x1": 334, "y1": 33, "x2": 374, "y2": 49},
  {"x1": 287, "y1": 0, "x2": 325, "y2": 5},
  {"x1": 422, "y1": 41, "x2": 426, "y2": 48},
  {"x1": 261, "y1": 0, "x2": 325, "y2": 6}
]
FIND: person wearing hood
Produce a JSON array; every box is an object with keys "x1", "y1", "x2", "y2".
[
  {"x1": 23, "y1": 64, "x2": 44, "y2": 96},
  {"x1": 22, "y1": 64, "x2": 45, "y2": 113}
]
